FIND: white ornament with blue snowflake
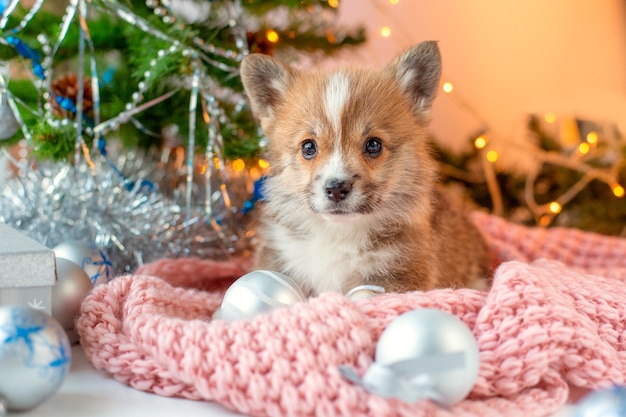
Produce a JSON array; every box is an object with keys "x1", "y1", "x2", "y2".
[
  {"x1": 0, "y1": 305, "x2": 71, "y2": 412},
  {"x1": 574, "y1": 385, "x2": 626, "y2": 417},
  {"x1": 53, "y1": 240, "x2": 114, "y2": 286}
]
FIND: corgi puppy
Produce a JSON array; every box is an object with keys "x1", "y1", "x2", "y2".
[{"x1": 240, "y1": 41, "x2": 490, "y2": 296}]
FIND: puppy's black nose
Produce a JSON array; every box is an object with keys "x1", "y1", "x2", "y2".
[{"x1": 325, "y1": 179, "x2": 352, "y2": 202}]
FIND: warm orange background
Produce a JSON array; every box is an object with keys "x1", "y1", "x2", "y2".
[{"x1": 333, "y1": 0, "x2": 626, "y2": 161}]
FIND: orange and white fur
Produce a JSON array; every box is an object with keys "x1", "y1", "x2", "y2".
[{"x1": 240, "y1": 41, "x2": 490, "y2": 296}]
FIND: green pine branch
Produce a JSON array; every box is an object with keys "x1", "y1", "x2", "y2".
[{"x1": 2, "y1": 0, "x2": 366, "y2": 162}]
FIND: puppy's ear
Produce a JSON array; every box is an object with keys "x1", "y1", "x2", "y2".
[
  {"x1": 240, "y1": 54, "x2": 290, "y2": 122},
  {"x1": 387, "y1": 41, "x2": 442, "y2": 117}
]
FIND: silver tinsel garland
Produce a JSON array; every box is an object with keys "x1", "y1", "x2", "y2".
[
  {"x1": 0, "y1": 150, "x2": 252, "y2": 275},
  {"x1": 0, "y1": 0, "x2": 258, "y2": 275}
]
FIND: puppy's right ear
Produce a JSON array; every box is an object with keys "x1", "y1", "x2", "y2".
[
  {"x1": 387, "y1": 41, "x2": 441, "y2": 119},
  {"x1": 240, "y1": 54, "x2": 290, "y2": 122}
]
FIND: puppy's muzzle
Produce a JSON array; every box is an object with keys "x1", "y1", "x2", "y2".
[{"x1": 325, "y1": 179, "x2": 353, "y2": 202}]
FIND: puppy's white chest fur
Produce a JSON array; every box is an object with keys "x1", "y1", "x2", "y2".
[{"x1": 268, "y1": 217, "x2": 391, "y2": 295}]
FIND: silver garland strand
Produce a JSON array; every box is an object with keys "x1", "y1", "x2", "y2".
[
  {"x1": 0, "y1": 0, "x2": 254, "y2": 275},
  {"x1": 0, "y1": 148, "x2": 252, "y2": 274}
]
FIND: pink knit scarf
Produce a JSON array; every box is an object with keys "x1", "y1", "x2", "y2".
[{"x1": 76, "y1": 213, "x2": 626, "y2": 417}]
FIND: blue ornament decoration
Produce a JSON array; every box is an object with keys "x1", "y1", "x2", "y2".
[
  {"x1": 0, "y1": 306, "x2": 71, "y2": 412},
  {"x1": 53, "y1": 241, "x2": 115, "y2": 286},
  {"x1": 88, "y1": 247, "x2": 114, "y2": 284}
]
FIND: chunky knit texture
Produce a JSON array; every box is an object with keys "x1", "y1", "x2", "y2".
[{"x1": 76, "y1": 212, "x2": 626, "y2": 417}]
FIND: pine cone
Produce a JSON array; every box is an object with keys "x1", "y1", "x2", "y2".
[{"x1": 50, "y1": 73, "x2": 93, "y2": 119}]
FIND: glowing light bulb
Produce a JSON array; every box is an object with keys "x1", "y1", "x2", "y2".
[
  {"x1": 586, "y1": 131, "x2": 598, "y2": 144},
  {"x1": 613, "y1": 184, "x2": 625, "y2": 198},
  {"x1": 258, "y1": 159, "x2": 270, "y2": 169},
  {"x1": 544, "y1": 112, "x2": 556, "y2": 123},
  {"x1": 266, "y1": 29, "x2": 279, "y2": 43},
  {"x1": 232, "y1": 158, "x2": 245, "y2": 172},
  {"x1": 328, "y1": 0, "x2": 339, "y2": 8},
  {"x1": 548, "y1": 201, "x2": 562, "y2": 214},
  {"x1": 442, "y1": 82, "x2": 454, "y2": 93},
  {"x1": 539, "y1": 214, "x2": 552, "y2": 227},
  {"x1": 474, "y1": 136, "x2": 487, "y2": 149},
  {"x1": 389, "y1": 0, "x2": 399, "y2": 4},
  {"x1": 578, "y1": 142, "x2": 590, "y2": 155},
  {"x1": 380, "y1": 26, "x2": 392, "y2": 38},
  {"x1": 486, "y1": 150, "x2": 498, "y2": 162},
  {"x1": 221, "y1": 183, "x2": 232, "y2": 207}
]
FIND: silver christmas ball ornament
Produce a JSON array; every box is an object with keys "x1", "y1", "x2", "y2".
[
  {"x1": 0, "y1": 305, "x2": 72, "y2": 412},
  {"x1": 53, "y1": 240, "x2": 114, "y2": 286},
  {"x1": 345, "y1": 285, "x2": 385, "y2": 301},
  {"x1": 0, "y1": 92, "x2": 20, "y2": 140},
  {"x1": 215, "y1": 270, "x2": 307, "y2": 322},
  {"x1": 340, "y1": 308, "x2": 480, "y2": 408},
  {"x1": 574, "y1": 386, "x2": 626, "y2": 417},
  {"x1": 52, "y1": 257, "x2": 93, "y2": 342}
]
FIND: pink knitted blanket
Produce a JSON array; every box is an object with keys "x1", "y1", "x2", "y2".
[{"x1": 76, "y1": 213, "x2": 626, "y2": 417}]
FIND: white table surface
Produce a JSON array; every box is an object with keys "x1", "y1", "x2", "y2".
[
  {"x1": 16, "y1": 344, "x2": 245, "y2": 417},
  {"x1": 15, "y1": 344, "x2": 577, "y2": 417}
]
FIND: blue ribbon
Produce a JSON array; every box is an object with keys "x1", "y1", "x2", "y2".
[
  {"x1": 55, "y1": 95, "x2": 77, "y2": 113},
  {"x1": 5, "y1": 35, "x2": 45, "y2": 79},
  {"x1": 241, "y1": 176, "x2": 267, "y2": 214}
]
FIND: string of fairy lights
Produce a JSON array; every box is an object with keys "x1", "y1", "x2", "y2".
[
  {"x1": 440, "y1": 72, "x2": 625, "y2": 228},
  {"x1": 352, "y1": 0, "x2": 625, "y2": 227},
  {"x1": 157, "y1": 0, "x2": 625, "y2": 229}
]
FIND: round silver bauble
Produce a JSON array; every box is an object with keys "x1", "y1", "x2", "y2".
[
  {"x1": 375, "y1": 308, "x2": 480, "y2": 406},
  {"x1": 52, "y1": 257, "x2": 93, "y2": 341},
  {"x1": 53, "y1": 240, "x2": 113, "y2": 286},
  {"x1": 215, "y1": 270, "x2": 307, "y2": 322},
  {"x1": 0, "y1": 305, "x2": 72, "y2": 412},
  {"x1": 345, "y1": 284, "x2": 385, "y2": 301},
  {"x1": 574, "y1": 386, "x2": 626, "y2": 417},
  {"x1": 340, "y1": 308, "x2": 480, "y2": 408}
]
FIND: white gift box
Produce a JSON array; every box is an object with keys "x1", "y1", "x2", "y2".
[{"x1": 0, "y1": 223, "x2": 56, "y2": 314}]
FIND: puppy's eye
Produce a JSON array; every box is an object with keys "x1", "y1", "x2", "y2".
[
  {"x1": 301, "y1": 140, "x2": 318, "y2": 160},
  {"x1": 364, "y1": 137, "x2": 383, "y2": 157}
]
